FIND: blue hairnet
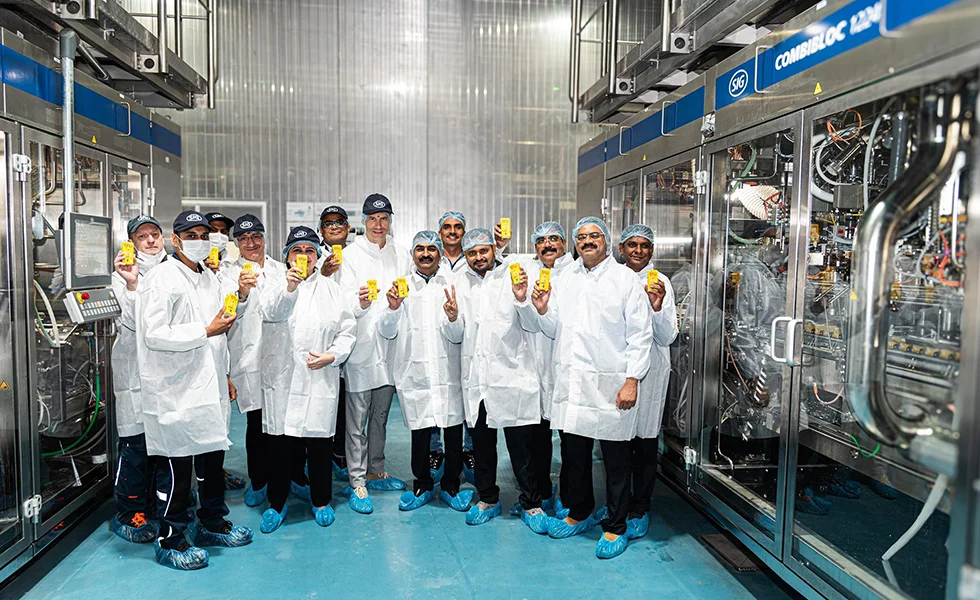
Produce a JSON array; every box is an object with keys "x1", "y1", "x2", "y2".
[
  {"x1": 439, "y1": 211, "x2": 466, "y2": 229},
  {"x1": 461, "y1": 228, "x2": 494, "y2": 252},
  {"x1": 532, "y1": 221, "x2": 565, "y2": 244},
  {"x1": 412, "y1": 230, "x2": 444, "y2": 254},
  {"x1": 573, "y1": 216, "x2": 611, "y2": 254},
  {"x1": 621, "y1": 224, "x2": 654, "y2": 245}
]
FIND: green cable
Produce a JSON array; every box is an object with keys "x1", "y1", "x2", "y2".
[
  {"x1": 41, "y1": 374, "x2": 101, "y2": 457},
  {"x1": 848, "y1": 434, "x2": 881, "y2": 458},
  {"x1": 739, "y1": 145, "x2": 758, "y2": 177}
]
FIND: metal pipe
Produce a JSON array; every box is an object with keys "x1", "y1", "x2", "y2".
[
  {"x1": 76, "y1": 43, "x2": 109, "y2": 81},
  {"x1": 59, "y1": 29, "x2": 78, "y2": 287},
  {"x1": 175, "y1": 0, "x2": 183, "y2": 58},
  {"x1": 207, "y1": 0, "x2": 216, "y2": 109},
  {"x1": 570, "y1": 0, "x2": 582, "y2": 123},
  {"x1": 607, "y1": 0, "x2": 620, "y2": 94},
  {"x1": 568, "y1": 0, "x2": 580, "y2": 103},
  {"x1": 600, "y1": 2, "x2": 608, "y2": 77},
  {"x1": 85, "y1": 0, "x2": 97, "y2": 20},
  {"x1": 157, "y1": 0, "x2": 168, "y2": 73},
  {"x1": 846, "y1": 90, "x2": 964, "y2": 461},
  {"x1": 888, "y1": 110, "x2": 909, "y2": 184},
  {"x1": 661, "y1": 0, "x2": 672, "y2": 53}
]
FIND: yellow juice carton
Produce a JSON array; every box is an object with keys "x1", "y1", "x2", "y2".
[
  {"x1": 647, "y1": 269, "x2": 659, "y2": 291},
  {"x1": 121, "y1": 241, "x2": 135, "y2": 266},
  {"x1": 332, "y1": 245, "x2": 343, "y2": 265},
  {"x1": 509, "y1": 261, "x2": 522, "y2": 285},
  {"x1": 397, "y1": 277, "x2": 409, "y2": 298},
  {"x1": 208, "y1": 246, "x2": 220, "y2": 265},
  {"x1": 539, "y1": 268, "x2": 551, "y2": 291},
  {"x1": 295, "y1": 254, "x2": 308, "y2": 278},
  {"x1": 499, "y1": 218, "x2": 512, "y2": 239},
  {"x1": 242, "y1": 262, "x2": 256, "y2": 275},
  {"x1": 367, "y1": 279, "x2": 378, "y2": 301},
  {"x1": 223, "y1": 293, "x2": 239, "y2": 317}
]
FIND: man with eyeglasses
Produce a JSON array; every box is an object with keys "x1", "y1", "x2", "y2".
[{"x1": 523, "y1": 216, "x2": 653, "y2": 560}]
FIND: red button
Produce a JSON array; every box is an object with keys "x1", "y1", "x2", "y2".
[{"x1": 81, "y1": 292, "x2": 90, "y2": 300}]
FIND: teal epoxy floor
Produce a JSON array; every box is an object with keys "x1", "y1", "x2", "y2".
[{"x1": 15, "y1": 400, "x2": 799, "y2": 599}]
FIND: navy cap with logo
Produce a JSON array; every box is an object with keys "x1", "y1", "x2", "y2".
[
  {"x1": 319, "y1": 205, "x2": 349, "y2": 222},
  {"x1": 233, "y1": 214, "x2": 265, "y2": 238},
  {"x1": 282, "y1": 226, "x2": 322, "y2": 258},
  {"x1": 127, "y1": 214, "x2": 162, "y2": 235},
  {"x1": 205, "y1": 212, "x2": 235, "y2": 229},
  {"x1": 362, "y1": 193, "x2": 393, "y2": 216},
  {"x1": 173, "y1": 210, "x2": 214, "y2": 233}
]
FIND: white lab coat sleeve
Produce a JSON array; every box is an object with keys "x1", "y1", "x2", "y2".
[
  {"x1": 260, "y1": 283, "x2": 299, "y2": 323},
  {"x1": 378, "y1": 305, "x2": 401, "y2": 340},
  {"x1": 440, "y1": 311, "x2": 464, "y2": 344},
  {"x1": 537, "y1": 299, "x2": 559, "y2": 340},
  {"x1": 112, "y1": 274, "x2": 138, "y2": 331},
  {"x1": 141, "y1": 288, "x2": 209, "y2": 352},
  {"x1": 651, "y1": 277, "x2": 678, "y2": 347},
  {"x1": 624, "y1": 281, "x2": 655, "y2": 380},
  {"x1": 326, "y1": 304, "x2": 357, "y2": 364},
  {"x1": 514, "y1": 298, "x2": 541, "y2": 333}
]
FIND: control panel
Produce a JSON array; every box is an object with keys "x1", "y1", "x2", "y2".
[{"x1": 62, "y1": 287, "x2": 122, "y2": 324}]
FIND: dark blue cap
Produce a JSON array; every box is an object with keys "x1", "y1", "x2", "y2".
[
  {"x1": 127, "y1": 214, "x2": 162, "y2": 234},
  {"x1": 362, "y1": 193, "x2": 393, "y2": 216},
  {"x1": 282, "y1": 226, "x2": 322, "y2": 258},
  {"x1": 319, "y1": 205, "x2": 349, "y2": 221},
  {"x1": 173, "y1": 210, "x2": 214, "y2": 233},
  {"x1": 233, "y1": 214, "x2": 265, "y2": 237},
  {"x1": 205, "y1": 212, "x2": 235, "y2": 229}
]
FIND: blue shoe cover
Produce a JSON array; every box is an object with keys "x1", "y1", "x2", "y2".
[
  {"x1": 462, "y1": 466, "x2": 475, "y2": 485},
  {"x1": 224, "y1": 472, "x2": 247, "y2": 491},
  {"x1": 244, "y1": 483, "x2": 267, "y2": 507},
  {"x1": 290, "y1": 481, "x2": 311, "y2": 500},
  {"x1": 332, "y1": 463, "x2": 349, "y2": 481},
  {"x1": 313, "y1": 505, "x2": 336, "y2": 527},
  {"x1": 509, "y1": 502, "x2": 522, "y2": 517},
  {"x1": 521, "y1": 509, "x2": 550, "y2": 534},
  {"x1": 260, "y1": 505, "x2": 287, "y2": 534},
  {"x1": 191, "y1": 522, "x2": 254, "y2": 547},
  {"x1": 399, "y1": 490, "x2": 435, "y2": 511},
  {"x1": 110, "y1": 514, "x2": 158, "y2": 544},
  {"x1": 153, "y1": 539, "x2": 209, "y2": 570},
  {"x1": 596, "y1": 534, "x2": 629, "y2": 559},
  {"x1": 547, "y1": 514, "x2": 598, "y2": 539},
  {"x1": 365, "y1": 476, "x2": 407, "y2": 491},
  {"x1": 626, "y1": 513, "x2": 650, "y2": 540},
  {"x1": 439, "y1": 489, "x2": 474, "y2": 512},
  {"x1": 795, "y1": 495, "x2": 829, "y2": 516},
  {"x1": 349, "y1": 489, "x2": 374, "y2": 514},
  {"x1": 541, "y1": 485, "x2": 558, "y2": 513},
  {"x1": 812, "y1": 493, "x2": 833, "y2": 510},
  {"x1": 870, "y1": 479, "x2": 898, "y2": 500},
  {"x1": 594, "y1": 505, "x2": 609, "y2": 521},
  {"x1": 430, "y1": 463, "x2": 445, "y2": 485},
  {"x1": 554, "y1": 494, "x2": 569, "y2": 519},
  {"x1": 465, "y1": 503, "x2": 502, "y2": 525}
]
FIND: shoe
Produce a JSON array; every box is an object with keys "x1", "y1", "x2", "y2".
[
  {"x1": 365, "y1": 472, "x2": 407, "y2": 491},
  {"x1": 153, "y1": 539, "x2": 209, "y2": 570},
  {"x1": 596, "y1": 533, "x2": 629, "y2": 559},
  {"x1": 260, "y1": 505, "x2": 288, "y2": 534},
  {"x1": 509, "y1": 502, "x2": 522, "y2": 517},
  {"x1": 541, "y1": 484, "x2": 558, "y2": 513},
  {"x1": 290, "y1": 480, "x2": 311, "y2": 501},
  {"x1": 521, "y1": 507, "x2": 549, "y2": 534},
  {"x1": 554, "y1": 494, "x2": 568, "y2": 519},
  {"x1": 349, "y1": 486, "x2": 374, "y2": 514},
  {"x1": 110, "y1": 512, "x2": 158, "y2": 544},
  {"x1": 816, "y1": 481, "x2": 860, "y2": 499},
  {"x1": 626, "y1": 513, "x2": 650, "y2": 540},
  {"x1": 462, "y1": 450, "x2": 476, "y2": 484},
  {"x1": 244, "y1": 483, "x2": 267, "y2": 507},
  {"x1": 547, "y1": 513, "x2": 598, "y2": 539},
  {"x1": 869, "y1": 479, "x2": 899, "y2": 500},
  {"x1": 191, "y1": 520, "x2": 254, "y2": 547},
  {"x1": 439, "y1": 489, "x2": 474, "y2": 512},
  {"x1": 465, "y1": 501, "x2": 501, "y2": 525},
  {"x1": 399, "y1": 490, "x2": 435, "y2": 511},
  {"x1": 223, "y1": 470, "x2": 247, "y2": 491},
  {"x1": 796, "y1": 489, "x2": 829, "y2": 516},
  {"x1": 313, "y1": 505, "x2": 336, "y2": 527},
  {"x1": 332, "y1": 457, "x2": 349, "y2": 481}
]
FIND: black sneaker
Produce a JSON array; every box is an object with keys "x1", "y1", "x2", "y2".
[
  {"x1": 429, "y1": 451, "x2": 445, "y2": 470},
  {"x1": 462, "y1": 450, "x2": 475, "y2": 470}
]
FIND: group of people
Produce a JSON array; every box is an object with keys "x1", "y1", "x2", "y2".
[{"x1": 108, "y1": 192, "x2": 677, "y2": 570}]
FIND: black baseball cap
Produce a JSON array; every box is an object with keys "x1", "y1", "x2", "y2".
[
  {"x1": 233, "y1": 214, "x2": 265, "y2": 238},
  {"x1": 362, "y1": 193, "x2": 393, "y2": 216},
  {"x1": 173, "y1": 210, "x2": 214, "y2": 233},
  {"x1": 282, "y1": 226, "x2": 322, "y2": 258},
  {"x1": 205, "y1": 212, "x2": 235, "y2": 229},
  {"x1": 127, "y1": 215, "x2": 162, "y2": 234},
  {"x1": 320, "y1": 205, "x2": 349, "y2": 222}
]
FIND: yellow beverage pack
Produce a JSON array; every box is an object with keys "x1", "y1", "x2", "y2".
[
  {"x1": 367, "y1": 279, "x2": 378, "y2": 301},
  {"x1": 539, "y1": 268, "x2": 551, "y2": 291},
  {"x1": 397, "y1": 277, "x2": 409, "y2": 298},
  {"x1": 223, "y1": 293, "x2": 239, "y2": 317},
  {"x1": 509, "y1": 261, "x2": 522, "y2": 285},
  {"x1": 242, "y1": 262, "x2": 256, "y2": 274},
  {"x1": 295, "y1": 254, "x2": 308, "y2": 278},
  {"x1": 120, "y1": 241, "x2": 135, "y2": 266},
  {"x1": 647, "y1": 269, "x2": 659, "y2": 291},
  {"x1": 499, "y1": 217, "x2": 512, "y2": 239},
  {"x1": 332, "y1": 245, "x2": 343, "y2": 265}
]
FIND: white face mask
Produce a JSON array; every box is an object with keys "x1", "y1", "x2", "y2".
[
  {"x1": 178, "y1": 239, "x2": 211, "y2": 263},
  {"x1": 136, "y1": 249, "x2": 166, "y2": 271},
  {"x1": 211, "y1": 233, "x2": 229, "y2": 257}
]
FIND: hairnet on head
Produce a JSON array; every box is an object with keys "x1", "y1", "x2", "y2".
[
  {"x1": 621, "y1": 224, "x2": 654, "y2": 245},
  {"x1": 532, "y1": 221, "x2": 565, "y2": 245},
  {"x1": 574, "y1": 216, "x2": 611, "y2": 254},
  {"x1": 412, "y1": 230, "x2": 444, "y2": 254},
  {"x1": 439, "y1": 211, "x2": 466, "y2": 230},
  {"x1": 461, "y1": 228, "x2": 494, "y2": 252}
]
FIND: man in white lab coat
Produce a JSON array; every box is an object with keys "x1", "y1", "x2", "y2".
[
  {"x1": 137, "y1": 211, "x2": 256, "y2": 570},
  {"x1": 380, "y1": 231, "x2": 474, "y2": 513},
  {"x1": 110, "y1": 215, "x2": 166, "y2": 544},
  {"x1": 342, "y1": 194, "x2": 412, "y2": 514},
  {"x1": 619, "y1": 224, "x2": 678, "y2": 540},
  {"x1": 440, "y1": 228, "x2": 544, "y2": 530},
  {"x1": 526, "y1": 216, "x2": 653, "y2": 560}
]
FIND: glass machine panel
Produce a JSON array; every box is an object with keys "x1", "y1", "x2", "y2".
[
  {"x1": 109, "y1": 162, "x2": 145, "y2": 249},
  {"x1": 643, "y1": 158, "x2": 697, "y2": 475},
  {"x1": 608, "y1": 176, "x2": 641, "y2": 250},
  {"x1": 701, "y1": 129, "x2": 795, "y2": 541},
  {"x1": 28, "y1": 139, "x2": 111, "y2": 522},
  {"x1": 792, "y1": 79, "x2": 973, "y2": 599}
]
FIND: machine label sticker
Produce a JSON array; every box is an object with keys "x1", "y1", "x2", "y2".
[{"x1": 0, "y1": 380, "x2": 8, "y2": 390}]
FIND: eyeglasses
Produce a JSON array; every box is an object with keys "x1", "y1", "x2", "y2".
[
  {"x1": 576, "y1": 232, "x2": 604, "y2": 242},
  {"x1": 321, "y1": 220, "x2": 349, "y2": 230},
  {"x1": 237, "y1": 233, "x2": 264, "y2": 244},
  {"x1": 536, "y1": 235, "x2": 563, "y2": 244}
]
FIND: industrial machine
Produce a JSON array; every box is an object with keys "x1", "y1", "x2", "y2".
[{"x1": 577, "y1": 0, "x2": 980, "y2": 597}]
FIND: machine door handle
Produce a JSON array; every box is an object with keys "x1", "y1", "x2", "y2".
[{"x1": 768, "y1": 316, "x2": 800, "y2": 365}]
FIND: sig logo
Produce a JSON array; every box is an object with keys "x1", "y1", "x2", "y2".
[
  {"x1": 729, "y1": 69, "x2": 749, "y2": 98},
  {"x1": 295, "y1": 230, "x2": 308, "y2": 237},
  {"x1": 186, "y1": 213, "x2": 203, "y2": 222},
  {"x1": 240, "y1": 221, "x2": 253, "y2": 228},
  {"x1": 373, "y1": 200, "x2": 386, "y2": 208}
]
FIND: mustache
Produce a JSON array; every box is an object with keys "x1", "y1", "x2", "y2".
[
  {"x1": 542, "y1": 246, "x2": 557, "y2": 253},
  {"x1": 418, "y1": 256, "x2": 434, "y2": 263},
  {"x1": 582, "y1": 243, "x2": 598, "y2": 250}
]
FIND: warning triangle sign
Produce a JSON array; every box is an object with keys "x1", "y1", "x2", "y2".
[
  {"x1": 0, "y1": 380, "x2": 9, "y2": 390},
  {"x1": 813, "y1": 82, "x2": 823, "y2": 95}
]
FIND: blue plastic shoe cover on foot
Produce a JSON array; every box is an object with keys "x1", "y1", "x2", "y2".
[
  {"x1": 521, "y1": 509, "x2": 550, "y2": 534},
  {"x1": 398, "y1": 490, "x2": 435, "y2": 511},
  {"x1": 439, "y1": 489, "x2": 473, "y2": 512},
  {"x1": 192, "y1": 521, "x2": 253, "y2": 547},
  {"x1": 110, "y1": 514, "x2": 158, "y2": 544},
  {"x1": 465, "y1": 502, "x2": 501, "y2": 525},
  {"x1": 626, "y1": 513, "x2": 650, "y2": 540},
  {"x1": 547, "y1": 514, "x2": 598, "y2": 539},
  {"x1": 260, "y1": 505, "x2": 287, "y2": 534},
  {"x1": 244, "y1": 483, "x2": 267, "y2": 507},
  {"x1": 313, "y1": 505, "x2": 336, "y2": 527},
  {"x1": 365, "y1": 475, "x2": 407, "y2": 491},
  {"x1": 153, "y1": 539, "x2": 209, "y2": 570},
  {"x1": 224, "y1": 472, "x2": 247, "y2": 490},
  {"x1": 290, "y1": 481, "x2": 311, "y2": 500},
  {"x1": 509, "y1": 502, "x2": 522, "y2": 517},
  {"x1": 596, "y1": 534, "x2": 629, "y2": 559},
  {"x1": 348, "y1": 488, "x2": 374, "y2": 514}
]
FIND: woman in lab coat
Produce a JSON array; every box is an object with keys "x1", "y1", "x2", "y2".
[{"x1": 257, "y1": 226, "x2": 356, "y2": 534}]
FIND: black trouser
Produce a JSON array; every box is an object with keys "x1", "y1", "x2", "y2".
[
  {"x1": 628, "y1": 436, "x2": 659, "y2": 517},
  {"x1": 561, "y1": 432, "x2": 632, "y2": 536},
  {"x1": 267, "y1": 435, "x2": 332, "y2": 512},
  {"x1": 245, "y1": 410, "x2": 270, "y2": 489},
  {"x1": 411, "y1": 424, "x2": 462, "y2": 495},
  {"x1": 531, "y1": 419, "x2": 554, "y2": 501},
  {"x1": 115, "y1": 433, "x2": 155, "y2": 519},
  {"x1": 469, "y1": 402, "x2": 500, "y2": 505},
  {"x1": 333, "y1": 378, "x2": 347, "y2": 463},
  {"x1": 503, "y1": 421, "x2": 552, "y2": 511},
  {"x1": 156, "y1": 451, "x2": 229, "y2": 550}
]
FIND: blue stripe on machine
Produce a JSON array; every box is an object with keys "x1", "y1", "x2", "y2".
[{"x1": 578, "y1": 142, "x2": 607, "y2": 174}]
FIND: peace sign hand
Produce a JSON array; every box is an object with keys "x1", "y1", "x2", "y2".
[{"x1": 443, "y1": 285, "x2": 459, "y2": 322}]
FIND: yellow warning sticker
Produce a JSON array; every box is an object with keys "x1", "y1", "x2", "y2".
[
  {"x1": 849, "y1": 290, "x2": 858, "y2": 301},
  {"x1": 813, "y1": 82, "x2": 823, "y2": 95},
  {"x1": 642, "y1": 154, "x2": 647, "y2": 161},
  {"x1": 0, "y1": 380, "x2": 9, "y2": 390}
]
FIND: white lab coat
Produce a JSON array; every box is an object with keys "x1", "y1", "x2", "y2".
[
  {"x1": 258, "y1": 272, "x2": 356, "y2": 437},
  {"x1": 219, "y1": 255, "x2": 286, "y2": 414},
  {"x1": 342, "y1": 235, "x2": 412, "y2": 393},
  {"x1": 631, "y1": 263, "x2": 679, "y2": 439},
  {"x1": 441, "y1": 258, "x2": 540, "y2": 429},
  {"x1": 531, "y1": 256, "x2": 653, "y2": 441},
  {"x1": 137, "y1": 257, "x2": 236, "y2": 457},
  {"x1": 439, "y1": 254, "x2": 467, "y2": 274},
  {"x1": 521, "y1": 253, "x2": 574, "y2": 420},
  {"x1": 379, "y1": 267, "x2": 464, "y2": 430}
]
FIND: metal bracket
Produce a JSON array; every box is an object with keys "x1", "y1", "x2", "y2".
[
  {"x1": 23, "y1": 495, "x2": 41, "y2": 522},
  {"x1": 694, "y1": 170, "x2": 708, "y2": 194},
  {"x1": 118, "y1": 101, "x2": 132, "y2": 137},
  {"x1": 683, "y1": 446, "x2": 697, "y2": 468},
  {"x1": 700, "y1": 113, "x2": 716, "y2": 139},
  {"x1": 12, "y1": 154, "x2": 32, "y2": 182},
  {"x1": 147, "y1": 187, "x2": 156, "y2": 209},
  {"x1": 137, "y1": 54, "x2": 164, "y2": 73}
]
